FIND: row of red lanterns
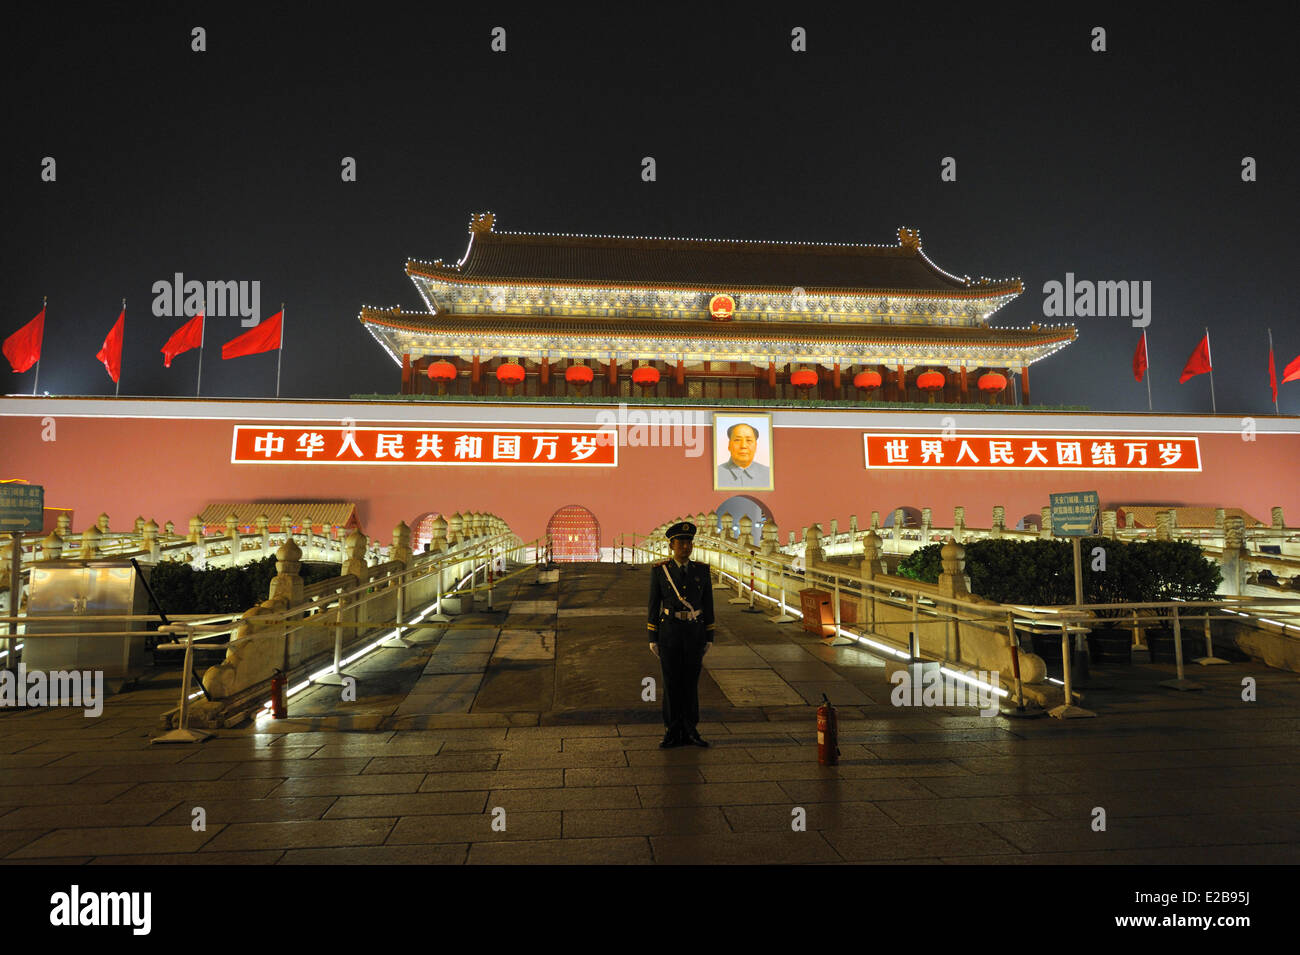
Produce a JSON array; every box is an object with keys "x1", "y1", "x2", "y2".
[{"x1": 428, "y1": 360, "x2": 1008, "y2": 399}]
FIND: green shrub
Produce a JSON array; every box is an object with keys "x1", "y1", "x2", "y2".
[
  {"x1": 965, "y1": 538, "x2": 1074, "y2": 605},
  {"x1": 145, "y1": 556, "x2": 342, "y2": 614},
  {"x1": 896, "y1": 544, "x2": 944, "y2": 584}
]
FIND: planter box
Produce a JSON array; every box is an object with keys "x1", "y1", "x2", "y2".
[{"x1": 1087, "y1": 626, "x2": 1134, "y2": 665}]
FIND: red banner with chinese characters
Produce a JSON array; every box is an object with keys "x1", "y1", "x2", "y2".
[
  {"x1": 863, "y1": 434, "x2": 1201, "y2": 472},
  {"x1": 231, "y1": 426, "x2": 617, "y2": 466}
]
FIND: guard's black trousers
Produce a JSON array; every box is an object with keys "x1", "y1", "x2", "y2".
[{"x1": 658, "y1": 627, "x2": 706, "y2": 737}]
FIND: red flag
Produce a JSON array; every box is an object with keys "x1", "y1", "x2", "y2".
[
  {"x1": 1178, "y1": 333, "x2": 1212, "y2": 384},
  {"x1": 1269, "y1": 347, "x2": 1278, "y2": 404},
  {"x1": 222, "y1": 310, "x2": 282, "y2": 360},
  {"x1": 3, "y1": 307, "x2": 45, "y2": 373},
  {"x1": 1284, "y1": 354, "x2": 1300, "y2": 385},
  {"x1": 161, "y1": 311, "x2": 204, "y2": 368},
  {"x1": 97, "y1": 310, "x2": 125, "y2": 383},
  {"x1": 1133, "y1": 331, "x2": 1148, "y2": 383}
]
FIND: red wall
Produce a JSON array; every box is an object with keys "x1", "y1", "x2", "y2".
[{"x1": 2, "y1": 402, "x2": 1297, "y2": 545}]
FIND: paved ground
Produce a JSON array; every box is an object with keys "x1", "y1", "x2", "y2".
[{"x1": 1, "y1": 562, "x2": 1298, "y2": 864}]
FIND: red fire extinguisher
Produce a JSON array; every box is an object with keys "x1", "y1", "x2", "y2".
[
  {"x1": 817, "y1": 693, "x2": 840, "y2": 766},
  {"x1": 270, "y1": 668, "x2": 287, "y2": 719}
]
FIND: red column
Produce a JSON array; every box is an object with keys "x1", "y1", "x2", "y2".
[
  {"x1": 608, "y1": 358, "x2": 617, "y2": 388},
  {"x1": 897, "y1": 364, "x2": 906, "y2": 402},
  {"x1": 832, "y1": 362, "x2": 841, "y2": 391},
  {"x1": 471, "y1": 356, "x2": 481, "y2": 395},
  {"x1": 540, "y1": 357, "x2": 550, "y2": 396},
  {"x1": 401, "y1": 353, "x2": 412, "y2": 394},
  {"x1": 959, "y1": 365, "x2": 969, "y2": 403},
  {"x1": 1021, "y1": 364, "x2": 1031, "y2": 405}
]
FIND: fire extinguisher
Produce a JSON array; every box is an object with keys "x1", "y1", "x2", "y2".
[
  {"x1": 270, "y1": 668, "x2": 287, "y2": 719},
  {"x1": 817, "y1": 693, "x2": 839, "y2": 766}
]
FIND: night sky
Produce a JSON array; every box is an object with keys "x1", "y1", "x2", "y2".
[{"x1": 4, "y1": 4, "x2": 1297, "y2": 414}]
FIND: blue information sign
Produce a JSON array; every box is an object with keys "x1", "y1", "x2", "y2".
[
  {"x1": 1049, "y1": 490, "x2": 1099, "y2": 536},
  {"x1": 0, "y1": 483, "x2": 44, "y2": 534}
]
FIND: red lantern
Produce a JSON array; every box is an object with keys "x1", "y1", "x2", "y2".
[
  {"x1": 790, "y1": 369, "x2": 819, "y2": 391},
  {"x1": 496, "y1": 362, "x2": 525, "y2": 396},
  {"x1": 631, "y1": 366, "x2": 660, "y2": 395},
  {"x1": 853, "y1": 370, "x2": 882, "y2": 400},
  {"x1": 427, "y1": 359, "x2": 457, "y2": 394},
  {"x1": 916, "y1": 370, "x2": 946, "y2": 403},
  {"x1": 978, "y1": 372, "x2": 1007, "y2": 405},
  {"x1": 565, "y1": 364, "x2": 594, "y2": 394}
]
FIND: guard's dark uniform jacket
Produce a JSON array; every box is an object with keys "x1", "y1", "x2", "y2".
[{"x1": 647, "y1": 558, "x2": 715, "y2": 738}]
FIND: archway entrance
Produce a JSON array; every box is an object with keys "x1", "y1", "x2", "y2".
[
  {"x1": 546, "y1": 504, "x2": 601, "y2": 561},
  {"x1": 410, "y1": 511, "x2": 441, "y2": 553},
  {"x1": 716, "y1": 495, "x2": 775, "y2": 546}
]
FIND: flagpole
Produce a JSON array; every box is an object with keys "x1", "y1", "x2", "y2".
[
  {"x1": 1144, "y1": 330, "x2": 1152, "y2": 412},
  {"x1": 116, "y1": 298, "x2": 124, "y2": 398},
  {"x1": 195, "y1": 300, "x2": 206, "y2": 397},
  {"x1": 1205, "y1": 326, "x2": 1216, "y2": 413},
  {"x1": 1269, "y1": 327, "x2": 1279, "y2": 415},
  {"x1": 276, "y1": 303, "x2": 284, "y2": 399},
  {"x1": 32, "y1": 296, "x2": 45, "y2": 396}
]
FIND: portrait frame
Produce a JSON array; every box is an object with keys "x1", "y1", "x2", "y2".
[{"x1": 712, "y1": 412, "x2": 774, "y2": 491}]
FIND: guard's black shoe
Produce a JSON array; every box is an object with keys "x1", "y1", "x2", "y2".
[
  {"x1": 686, "y1": 732, "x2": 710, "y2": 747},
  {"x1": 659, "y1": 732, "x2": 683, "y2": 749}
]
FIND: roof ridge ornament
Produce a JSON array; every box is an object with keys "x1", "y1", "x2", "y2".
[
  {"x1": 469, "y1": 211, "x2": 496, "y2": 234},
  {"x1": 898, "y1": 227, "x2": 921, "y2": 251}
]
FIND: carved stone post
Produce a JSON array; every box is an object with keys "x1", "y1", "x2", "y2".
[
  {"x1": 992, "y1": 505, "x2": 1005, "y2": 539},
  {"x1": 938, "y1": 540, "x2": 969, "y2": 599},
  {"x1": 430, "y1": 516, "x2": 449, "y2": 553},
  {"x1": 343, "y1": 531, "x2": 369, "y2": 581},
  {"x1": 1040, "y1": 506, "x2": 1052, "y2": 539},
  {"x1": 268, "y1": 540, "x2": 305, "y2": 606},
  {"x1": 97, "y1": 513, "x2": 111, "y2": 534},
  {"x1": 1155, "y1": 510, "x2": 1173, "y2": 541},
  {"x1": 80, "y1": 525, "x2": 102, "y2": 558},
  {"x1": 391, "y1": 521, "x2": 413, "y2": 568},
  {"x1": 42, "y1": 530, "x2": 63, "y2": 561},
  {"x1": 446, "y1": 513, "x2": 463, "y2": 548},
  {"x1": 953, "y1": 506, "x2": 965, "y2": 542},
  {"x1": 1101, "y1": 510, "x2": 1118, "y2": 540},
  {"x1": 57, "y1": 513, "x2": 71, "y2": 538},
  {"x1": 921, "y1": 507, "x2": 932, "y2": 546},
  {"x1": 188, "y1": 516, "x2": 204, "y2": 543},
  {"x1": 226, "y1": 513, "x2": 240, "y2": 556},
  {"x1": 1221, "y1": 516, "x2": 1246, "y2": 596},
  {"x1": 256, "y1": 514, "x2": 271, "y2": 555},
  {"x1": 738, "y1": 515, "x2": 754, "y2": 548},
  {"x1": 142, "y1": 519, "x2": 160, "y2": 561},
  {"x1": 804, "y1": 524, "x2": 825, "y2": 569}
]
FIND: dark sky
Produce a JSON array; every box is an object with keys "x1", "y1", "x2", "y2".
[{"x1": 4, "y1": 4, "x2": 1297, "y2": 413}]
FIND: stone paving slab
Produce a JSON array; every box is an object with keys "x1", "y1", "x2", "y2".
[
  {"x1": 12, "y1": 824, "x2": 223, "y2": 858},
  {"x1": 709, "y1": 670, "x2": 805, "y2": 706},
  {"x1": 722, "y1": 801, "x2": 897, "y2": 831},
  {"x1": 324, "y1": 791, "x2": 488, "y2": 818},
  {"x1": 467, "y1": 836, "x2": 652, "y2": 864},
  {"x1": 388, "y1": 811, "x2": 560, "y2": 844},
  {"x1": 202, "y1": 817, "x2": 396, "y2": 851},
  {"x1": 650, "y1": 831, "x2": 842, "y2": 864},
  {"x1": 822, "y1": 823, "x2": 1020, "y2": 861},
  {"x1": 267, "y1": 773, "x2": 426, "y2": 797}
]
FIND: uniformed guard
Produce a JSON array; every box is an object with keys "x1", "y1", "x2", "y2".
[{"x1": 647, "y1": 521, "x2": 715, "y2": 747}]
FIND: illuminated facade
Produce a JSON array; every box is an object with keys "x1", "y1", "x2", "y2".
[{"x1": 360, "y1": 213, "x2": 1076, "y2": 404}]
